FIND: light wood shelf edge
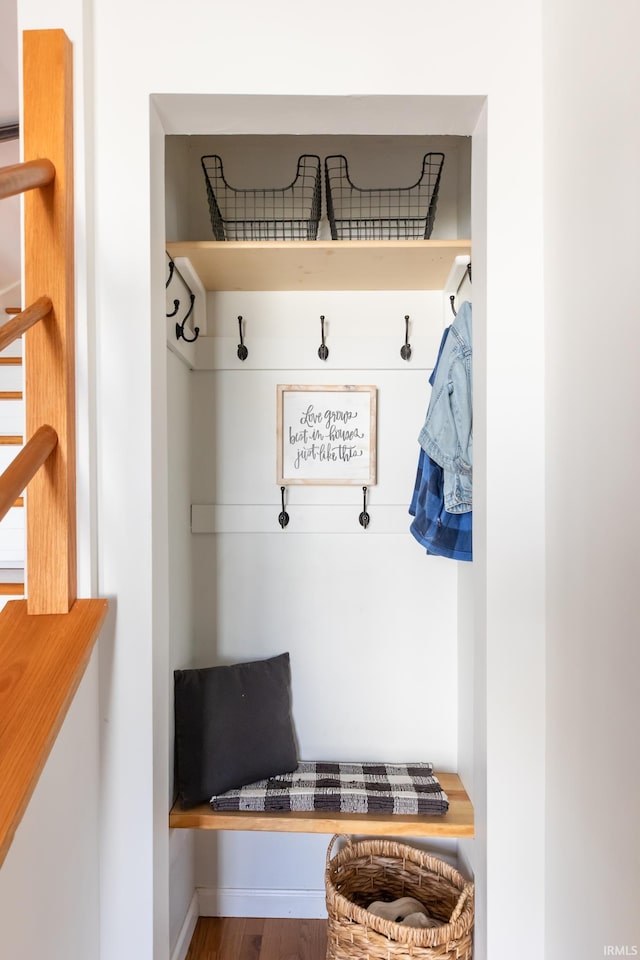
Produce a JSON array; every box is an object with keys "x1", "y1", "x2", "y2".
[
  {"x1": 0, "y1": 598, "x2": 109, "y2": 869},
  {"x1": 165, "y1": 240, "x2": 472, "y2": 292},
  {"x1": 169, "y1": 772, "x2": 473, "y2": 838}
]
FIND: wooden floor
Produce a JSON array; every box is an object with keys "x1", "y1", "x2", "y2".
[{"x1": 185, "y1": 917, "x2": 327, "y2": 960}]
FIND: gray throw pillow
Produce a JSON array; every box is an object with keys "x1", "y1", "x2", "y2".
[{"x1": 174, "y1": 652, "x2": 297, "y2": 808}]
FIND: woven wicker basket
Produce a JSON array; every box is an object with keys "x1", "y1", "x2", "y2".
[{"x1": 325, "y1": 835, "x2": 474, "y2": 960}]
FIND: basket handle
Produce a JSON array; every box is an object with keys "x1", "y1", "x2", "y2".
[
  {"x1": 326, "y1": 834, "x2": 352, "y2": 870},
  {"x1": 449, "y1": 882, "x2": 473, "y2": 924}
]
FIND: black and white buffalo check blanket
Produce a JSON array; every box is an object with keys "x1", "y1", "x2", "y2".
[{"x1": 209, "y1": 761, "x2": 449, "y2": 815}]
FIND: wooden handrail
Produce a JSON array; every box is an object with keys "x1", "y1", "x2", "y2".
[
  {"x1": 0, "y1": 424, "x2": 58, "y2": 522},
  {"x1": 0, "y1": 158, "x2": 55, "y2": 200},
  {"x1": 0, "y1": 296, "x2": 52, "y2": 352}
]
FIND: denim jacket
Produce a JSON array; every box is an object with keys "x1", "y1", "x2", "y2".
[{"x1": 418, "y1": 301, "x2": 472, "y2": 513}]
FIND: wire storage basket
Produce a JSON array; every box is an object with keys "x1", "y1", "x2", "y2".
[
  {"x1": 325, "y1": 835, "x2": 474, "y2": 960},
  {"x1": 324, "y1": 153, "x2": 445, "y2": 240},
  {"x1": 201, "y1": 154, "x2": 322, "y2": 241}
]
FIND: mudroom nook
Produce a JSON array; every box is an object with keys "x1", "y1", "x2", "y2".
[{"x1": 164, "y1": 125, "x2": 477, "y2": 954}]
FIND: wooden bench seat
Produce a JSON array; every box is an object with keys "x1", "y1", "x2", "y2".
[{"x1": 169, "y1": 771, "x2": 473, "y2": 838}]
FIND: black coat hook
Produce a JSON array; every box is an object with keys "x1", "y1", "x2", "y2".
[
  {"x1": 359, "y1": 486, "x2": 370, "y2": 529},
  {"x1": 278, "y1": 486, "x2": 290, "y2": 528},
  {"x1": 450, "y1": 262, "x2": 472, "y2": 317},
  {"x1": 166, "y1": 258, "x2": 175, "y2": 288},
  {"x1": 176, "y1": 293, "x2": 200, "y2": 342},
  {"x1": 166, "y1": 298, "x2": 180, "y2": 318},
  {"x1": 400, "y1": 314, "x2": 412, "y2": 361},
  {"x1": 318, "y1": 315, "x2": 329, "y2": 360},
  {"x1": 237, "y1": 315, "x2": 248, "y2": 361}
]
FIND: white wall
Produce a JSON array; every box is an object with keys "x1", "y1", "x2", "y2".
[
  {"x1": 543, "y1": 0, "x2": 640, "y2": 956},
  {"x1": 102, "y1": 4, "x2": 545, "y2": 956},
  {"x1": 14, "y1": 2, "x2": 547, "y2": 959},
  {"x1": 158, "y1": 84, "x2": 543, "y2": 960},
  {"x1": 457, "y1": 103, "x2": 488, "y2": 926},
  {"x1": 0, "y1": 654, "x2": 101, "y2": 960},
  {"x1": 167, "y1": 348, "x2": 197, "y2": 955},
  {"x1": 188, "y1": 288, "x2": 459, "y2": 907}
]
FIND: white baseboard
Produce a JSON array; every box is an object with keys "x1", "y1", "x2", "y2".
[
  {"x1": 171, "y1": 891, "x2": 199, "y2": 960},
  {"x1": 197, "y1": 886, "x2": 327, "y2": 919}
]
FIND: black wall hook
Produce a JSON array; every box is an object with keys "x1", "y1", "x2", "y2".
[
  {"x1": 237, "y1": 315, "x2": 248, "y2": 361},
  {"x1": 278, "y1": 486, "x2": 290, "y2": 528},
  {"x1": 318, "y1": 315, "x2": 329, "y2": 360},
  {"x1": 176, "y1": 293, "x2": 200, "y2": 343},
  {"x1": 168, "y1": 253, "x2": 200, "y2": 343},
  {"x1": 359, "y1": 486, "x2": 370, "y2": 529},
  {"x1": 450, "y1": 261, "x2": 472, "y2": 317},
  {"x1": 400, "y1": 314, "x2": 412, "y2": 360}
]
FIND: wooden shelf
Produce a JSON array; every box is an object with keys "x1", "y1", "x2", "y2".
[
  {"x1": 169, "y1": 772, "x2": 473, "y2": 838},
  {"x1": 165, "y1": 240, "x2": 471, "y2": 292},
  {"x1": 0, "y1": 598, "x2": 109, "y2": 868}
]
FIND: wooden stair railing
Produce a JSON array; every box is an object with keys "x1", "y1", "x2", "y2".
[
  {"x1": 0, "y1": 158, "x2": 55, "y2": 200},
  {"x1": 0, "y1": 425, "x2": 58, "y2": 521},
  {"x1": 0, "y1": 29, "x2": 109, "y2": 872},
  {"x1": 0, "y1": 28, "x2": 76, "y2": 615},
  {"x1": 0, "y1": 296, "x2": 52, "y2": 352}
]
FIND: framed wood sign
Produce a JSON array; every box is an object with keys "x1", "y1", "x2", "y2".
[{"x1": 277, "y1": 385, "x2": 377, "y2": 485}]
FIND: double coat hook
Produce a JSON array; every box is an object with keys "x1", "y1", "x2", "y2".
[
  {"x1": 175, "y1": 293, "x2": 199, "y2": 342},
  {"x1": 450, "y1": 261, "x2": 473, "y2": 317},
  {"x1": 167, "y1": 254, "x2": 200, "y2": 343}
]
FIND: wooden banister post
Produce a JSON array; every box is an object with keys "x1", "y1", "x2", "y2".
[{"x1": 23, "y1": 30, "x2": 76, "y2": 614}]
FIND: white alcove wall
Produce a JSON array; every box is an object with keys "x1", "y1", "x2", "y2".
[
  {"x1": 174, "y1": 290, "x2": 463, "y2": 917},
  {"x1": 166, "y1": 130, "x2": 474, "y2": 934}
]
